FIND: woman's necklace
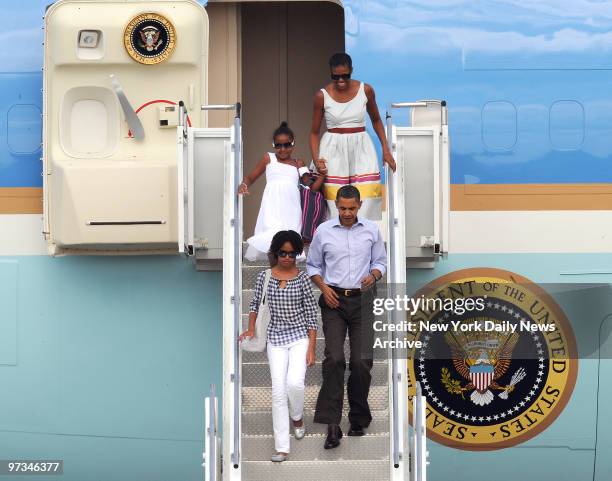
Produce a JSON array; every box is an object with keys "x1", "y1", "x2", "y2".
[{"x1": 273, "y1": 266, "x2": 298, "y2": 288}]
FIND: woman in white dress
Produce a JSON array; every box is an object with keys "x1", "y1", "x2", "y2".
[
  {"x1": 239, "y1": 122, "x2": 310, "y2": 261},
  {"x1": 309, "y1": 52, "x2": 396, "y2": 220}
]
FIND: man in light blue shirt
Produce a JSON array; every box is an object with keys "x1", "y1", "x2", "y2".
[{"x1": 307, "y1": 185, "x2": 387, "y2": 449}]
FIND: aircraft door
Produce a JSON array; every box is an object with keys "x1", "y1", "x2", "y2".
[
  {"x1": 181, "y1": 104, "x2": 240, "y2": 269},
  {"x1": 43, "y1": 0, "x2": 208, "y2": 254},
  {"x1": 387, "y1": 100, "x2": 450, "y2": 267},
  {"x1": 177, "y1": 103, "x2": 192, "y2": 255}
]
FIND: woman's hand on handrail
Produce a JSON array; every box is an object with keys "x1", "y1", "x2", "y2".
[
  {"x1": 383, "y1": 150, "x2": 397, "y2": 172},
  {"x1": 238, "y1": 181, "x2": 250, "y2": 195},
  {"x1": 238, "y1": 328, "x2": 254, "y2": 342},
  {"x1": 365, "y1": 83, "x2": 397, "y2": 172},
  {"x1": 238, "y1": 153, "x2": 271, "y2": 196}
]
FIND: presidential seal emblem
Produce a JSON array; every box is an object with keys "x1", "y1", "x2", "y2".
[
  {"x1": 124, "y1": 13, "x2": 176, "y2": 65},
  {"x1": 407, "y1": 268, "x2": 577, "y2": 450}
]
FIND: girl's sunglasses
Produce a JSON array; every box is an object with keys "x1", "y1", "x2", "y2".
[
  {"x1": 331, "y1": 73, "x2": 351, "y2": 81},
  {"x1": 277, "y1": 250, "x2": 298, "y2": 258},
  {"x1": 273, "y1": 142, "x2": 294, "y2": 149}
]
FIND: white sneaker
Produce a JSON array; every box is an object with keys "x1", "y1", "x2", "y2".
[{"x1": 271, "y1": 453, "x2": 288, "y2": 462}]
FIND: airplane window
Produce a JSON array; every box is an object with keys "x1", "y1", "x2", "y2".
[
  {"x1": 549, "y1": 100, "x2": 584, "y2": 151},
  {"x1": 481, "y1": 100, "x2": 517, "y2": 151},
  {"x1": 7, "y1": 104, "x2": 41, "y2": 155}
]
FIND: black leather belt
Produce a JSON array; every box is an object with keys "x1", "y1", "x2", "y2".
[{"x1": 330, "y1": 286, "x2": 362, "y2": 297}]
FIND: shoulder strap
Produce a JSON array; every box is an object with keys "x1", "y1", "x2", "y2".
[
  {"x1": 320, "y1": 88, "x2": 330, "y2": 104},
  {"x1": 359, "y1": 82, "x2": 366, "y2": 97},
  {"x1": 268, "y1": 152, "x2": 277, "y2": 163},
  {"x1": 260, "y1": 269, "x2": 272, "y2": 305}
]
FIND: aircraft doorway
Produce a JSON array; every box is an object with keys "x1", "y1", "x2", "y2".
[{"x1": 239, "y1": 1, "x2": 344, "y2": 237}]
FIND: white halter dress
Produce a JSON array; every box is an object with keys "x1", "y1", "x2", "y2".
[
  {"x1": 319, "y1": 82, "x2": 382, "y2": 220},
  {"x1": 245, "y1": 153, "x2": 302, "y2": 261}
]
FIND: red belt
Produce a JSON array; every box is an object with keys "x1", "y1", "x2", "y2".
[{"x1": 327, "y1": 127, "x2": 366, "y2": 134}]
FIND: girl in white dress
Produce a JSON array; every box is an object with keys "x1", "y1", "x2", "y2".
[
  {"x1": 239, "y1": 122, "x2": 312, "y2": 261},
  {"x1": 309, "y1": 53, "x2": 396, "y2": 220}
]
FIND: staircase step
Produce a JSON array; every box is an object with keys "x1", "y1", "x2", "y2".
[
  {"x1": 242, "y1": 361, "x2": 388, "y2": 387},
  {"x1": 239, "y1": 250, "x2": 392, "y2": 477},
  {"x1": 242, "y1": 312, "x2": 323, "y2": 330},
  {"x1": 242, "y1": 433, "x2": 389, "y2": 462},
  {"x1": 242, "y1": 263, "x2": 387, "y2": 290},
  {"x1": 242, "y1": 264, "x2": 312, "y2": 289},
  {"x1": 241, "y1": 459, "x2": 390, "y2": 481},
  {"x1": 241, "y1": 409, "x2": 389, "y2": 436},
  {"x1": 242, "y1": 337, "x2": 387, "y2": 362},
  {"x1": 241, "y1": 258, "x2": 309, "y2": 268},
  {"x1": 242, "y1": 385, "x2": 388, "y2": 412},
  {"x1": 243, "y1": 289, "x2": 322, "y2": 314}
]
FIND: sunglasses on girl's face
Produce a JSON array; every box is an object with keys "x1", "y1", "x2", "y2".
[
  {"x1": 331, "y1": 73, "x2": 351, "y2": 81},
  {"x1": 273, "y1": 142, "x2": 294, "y2": 149},
  {"x1": 277, "y1": 250, "x2": 298, "y2": 258}
]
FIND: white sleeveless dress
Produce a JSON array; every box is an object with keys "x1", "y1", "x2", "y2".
[
  {"x1": 319, "y1": 82, "x2": 382, "y2": 220},
  {"x1": 245, "y1": 153, "x2": 302, "y2": 261}
]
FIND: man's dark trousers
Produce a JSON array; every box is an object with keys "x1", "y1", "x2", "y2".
[{"x1": 314, "y1": 290, "x2": 374, "y2": 426}]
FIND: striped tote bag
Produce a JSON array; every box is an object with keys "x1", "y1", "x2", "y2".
[{"x1": 299, "y1": 173, "x2": 328, "y2": 242}]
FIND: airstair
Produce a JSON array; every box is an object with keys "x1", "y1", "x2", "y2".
[
  {"x1": 238, "y1": 256, "x2": 391, "y2": 481},
  {"x1": 189, "y1": 100, "x2": 448, "y2": 481}
]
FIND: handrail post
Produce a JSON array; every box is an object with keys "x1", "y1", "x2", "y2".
[
  {"x1": 413, "y1": 382, "x2": 427, "y2": 481},
  {"x1": 231, "y1": 103, "x2": 242, "y2": 470},
  {"x1": 385, "y1": 110, "x2": 401, "y2": 472},
  {"x1": 214, "y1": 102, "x2": 242, "y2": 479},
  {"x1": 204, "y1": 384, "x2": 219, "y2": 481},
  {"x1": 389, "y1": 101, "x2": 439, "y2": 481}
]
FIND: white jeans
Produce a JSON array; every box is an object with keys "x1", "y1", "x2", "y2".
[{"x1": 267, "y1": 337, "x2": 309, "y2": 453}]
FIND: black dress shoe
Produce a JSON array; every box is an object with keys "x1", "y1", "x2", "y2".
[
  {"x1": 324, "y1": 424, "x2": 343, "y2": 449},
  {"x1": 347, "y1": 423, "x2": 365, "y2": 436}
]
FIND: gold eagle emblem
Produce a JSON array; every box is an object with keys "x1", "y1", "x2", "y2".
[
  {"x1": 442, "y1": 319, "x2": 525, "y2": 405},
  {"x1": 124, "y1": 13, "x2": 176, "y2": 65}
]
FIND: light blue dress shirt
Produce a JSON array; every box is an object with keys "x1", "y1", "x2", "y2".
[{"x1": 306, "y1": 217, "x2": 387, "y2": 289}]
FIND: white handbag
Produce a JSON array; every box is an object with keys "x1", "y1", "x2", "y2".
[{"x1": 241, "y1": 269, "x2": 272, "y2": 352}]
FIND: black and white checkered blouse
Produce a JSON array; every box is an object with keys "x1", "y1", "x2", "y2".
[{"x1": 249, "y1": 270, "x2": 318, "y2": 346}]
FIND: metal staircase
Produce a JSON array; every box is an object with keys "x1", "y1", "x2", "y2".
[
  {"x1": 239, "y1": 257, "x2": 391, "y2": 481},
  {"x1": 198, "y1": 101, "x2": 437, "y2": 481}
]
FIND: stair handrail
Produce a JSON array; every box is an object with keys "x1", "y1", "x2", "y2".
[
  {"x1": 388, "y1": 102, "x2": 435, "y2": 481},
  {"x1": 203, "y1": 384, "x2": 220, "y2": 481},
  {"x1": 215, "y1": 102, "x2": 243, "y2": 478},
  {"x1": 385, "y1": 107, "x2": 410, "y2": 478},
  {"x1": 230, "y1": 104, "x2": 242, "y2": 471},
  {"x1": 412, "y1": 382, "x2": 428, "y2": 481}
]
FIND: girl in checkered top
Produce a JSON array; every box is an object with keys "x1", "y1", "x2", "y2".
[{"x1": 239, "y1": 230, "x2": 318, "y2": 462}]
